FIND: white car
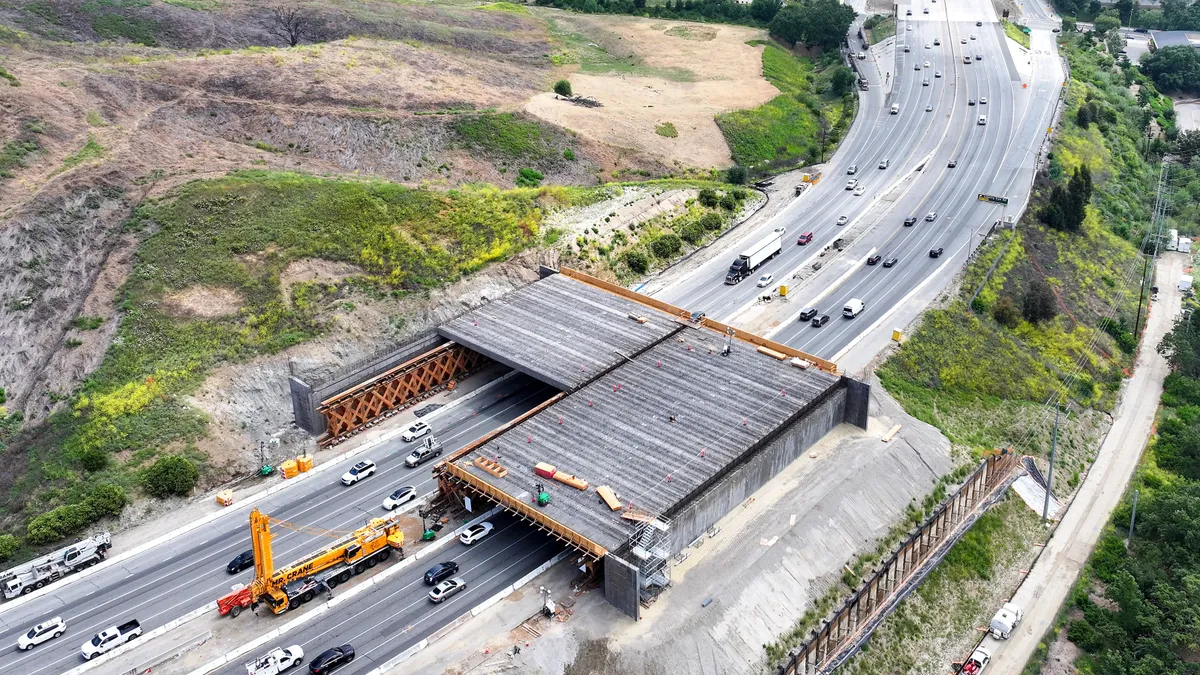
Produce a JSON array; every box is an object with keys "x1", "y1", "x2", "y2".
[
  {"x1": 774, "y1": 226, "x2": 787, "y2": 234},
  {"x1": 847, "y1": 164, "x2": 858, "y2": 175},
  {"x1": 925, "y1": 104, "x2": 934, "y2": 112},
  {"x1": 341, "y1": 460, "x2": 376, "y2": 485},
  {"x1": 459, "y1": 521, "x2": 495, "y2": 545},
  {"x1": 907, "y1": 24, "x2": 912, "y2": 31},
  {"x1": 246, "y1": 645, "x2": 305, "y2": 675},
  {"x1": 401, "y1": 421, "x2": 431, "y2": 442},
  {"x1": 756, "y1": 273, "x2": 774, "y2": 287},
  {"x1": 970, "y1": 34, "x2": 976, "y2": 40},
  {"x1": 428, "y1": 578, "x2": 467, "y2": 603},
  {"x1": 924, "y1": 43, "x2": 931, "y2": 49},
  {"x1": 17, "y1": 617, "x2": 65, "y2": 651},
  {"x1": 853, "y1": 185, "x2": 866, "y2": 195},
  {"x1": 836, "y1": 215, "x2": 849, "y2": 225},
  {"x1": 382, "y1": 485, "x2": 417, "y2": 510},
  {"x1": 923, "y1": 60, "x2": 930, "y2": 68},
  {"x1": 980, "y1": 97, "x2": 988, "y2": 104}
]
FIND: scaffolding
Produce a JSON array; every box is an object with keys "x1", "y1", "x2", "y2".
[{"x1": 629, "y1": 516, "x2": 672, "y2": 607}]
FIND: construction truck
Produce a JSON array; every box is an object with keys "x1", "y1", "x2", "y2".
[
  {"x1": 724, "y1": 232, "x2": 783, "y2": 284},
  {"x1": 217, "y1": 508, "x2": 404, "y2": 616},
  {"x1": 246, "y1": 645, "x2": 305, "y2": 675},
  {"x1": 1, "y1": 532, "x2": 111, "y2": 600}
]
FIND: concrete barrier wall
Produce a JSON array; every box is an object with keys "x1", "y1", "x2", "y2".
[
  {"x1": 667, "y1": 387, "x2": 847, "y2": 555},
  {"x1": 604, "y1": 554, "x2": 642, "y2": 620}
]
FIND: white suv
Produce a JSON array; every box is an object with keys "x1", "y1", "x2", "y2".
[
  {"x1": 341, "y1": 460, "x2": 377, "y2": 485},
  {"x1": 18, "y1": 617, "x2": 66, "y2": 650},
  {"x1": 401, "y1": 421, "x2": 431, "y2": 442},
  {"x1": 459, "y1": 522, "x2": 495, "y2": 545}
]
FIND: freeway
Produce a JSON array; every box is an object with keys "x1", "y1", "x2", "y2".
[
  {"x1": 0, "y1": 374, "x2": 555, "y2": 674},
  {"x1": 215, "y1": 516, "x2": 563, "y2": 675}
]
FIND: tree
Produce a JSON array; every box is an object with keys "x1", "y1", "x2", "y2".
[
  {"x1": 1140, "y1": 46, "x2": 1200, "y2": 95},
  {"x1": 698, "y1": 212, "x2": 724, "y2": 230},
  {"x1": 829, "y1": 65, "x2": 856, "y2": 96},
  {"x1": 143, "y1": 455, "x2": 199, "y2": 498},
  {"x1": 553, "y1": 79, "x2": 573, "y2": 97},
  {"x1": 726, "y1": 165, "x2": 747, "y2": 184},
  {"x1": 265, "y1": 7, "x2": 319, "y2": 47},
  {"x1": 0, "y1": 534, "x2": 18, "y2": 562},
  {"x1": 803, "y1": 0, "x2": 856, "y2": 49},
  {"x1": 1094, "y1": 10, "x2": 1121, "y2": 34},
  {"x1": 1022, "y1": 279, "x2": 1058, "y2": 324},
  {"x1": 1115, "y1": 0, "x2": 1134, "y2": 23},
  {"x1": 750, "y1": 0, "x2": 782, "y2": 23},
  {"x1": 770, "y1": 4, "x2": 808, "y2": 46},
  {"x1": 698, "y1": 187, "x2": 720, "y2": 207},
  {"x1": 1175, "y1": 129, "x2": 1200, "y2": 156},
  {"x1": 622, "y1": 249, "x2": 649, "y2": 274},
  {"x1": 650, "y1": 233, "x2": 682, "y2": 258},
  {"x1": 992, "y1": 296, "x2": 1021, "y2": 328}
]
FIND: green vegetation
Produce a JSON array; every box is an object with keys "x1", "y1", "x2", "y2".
[
  {"x1": 480, "y1": 1, "x2": 528, "y2": 11},
  {"x1": 769, "y1": 0, "x2": 855, "y2": 50},
  {"x1": 92, "y1": 14, "x2": 158, "y2": 46},
  {"x1": 0, "y1": 534, "x2": 18, "y2": 562},
  {"x1": 545, "y1": 17, "x2": 696, "y2": 82},
  {"x1": 0, "y1": 139, "x2": 39, "y2": 178},
  {"x1": 72, "y1": 316, "x2": 105, "y2": 330},
  {"x1": 1002, "y1": 19, "x2": 1031, "y2": 49},
  {"x1": 86, "y1": 110, "x2": 107, "y2": 127},
  {"x1": 161, "y1": 0, "x2": 223, "y2": 9},
  {"x1": 455, "y1": 112, "x2": 555, "y2": 161},
  {"x1": 142, "y1": 455, "x2": 198, "y2": 497},
  {"x1": 56, "y1": 134, "x2": 106, "y2": 174},
  {"x1": 0, "y1": 65, "x2": 18, "y2": 86},
  {"x1": 1060, "y1": 317, "x2": 1200, "y2": 673},
  {"x1": 553, "y1": 79, "x2": 572, "y2": 97},
  {"x1": 1140, "y1": 45, "x2": 1200, "y2": 95},
  {"x1": 717, "y1": 41, "x2": 855, "y2": 175},
  {"x1": 26, "y1": 484, "x2": 126, "y2": 545},
  {"x1": 1, "y1": 171, "x2": 605, "y2": 548},
  {"x1": 516, "y1": 167, "x2": 544, "y2": 187},
  {"x1": 655, "y1": 122, "x2": 678, "y2": 138},
  {"x1": 863, "y1": 14, "x2": 895, "y2": 45}
]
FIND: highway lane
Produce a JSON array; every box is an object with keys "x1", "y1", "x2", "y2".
[
  {"x1": 775, "y1": 23, "x2": 1063, "y2": 356},
  {"x1": 660, "y1": 10, "x2": 983, "y2": 319},
  {"x1": 215, "y1": 517, "x2": 562, "y2": 675},
  {"x1": 0, "y1": 375, "x2": 555, "y2": 674}
]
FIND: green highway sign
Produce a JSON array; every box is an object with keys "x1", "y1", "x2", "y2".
[{"x1": 977, "y1": 193, "x2": 1009, "y2": 205}]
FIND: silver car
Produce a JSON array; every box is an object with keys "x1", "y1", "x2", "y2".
[{"x1": 428, "y1": 578, "x2": 467, "y2": 603}]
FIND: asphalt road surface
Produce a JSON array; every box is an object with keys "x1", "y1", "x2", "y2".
[
  {"x1": 215, "y1": 515, "x2": 562, "y2": 675},
  {"x1": 0, "y1": 375, "x2": 554, "y2": 674}
]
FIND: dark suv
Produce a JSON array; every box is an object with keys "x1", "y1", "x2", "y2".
[
  {"x1": 424, "y1": 561, "x2": 460, "y2": 585},
  {"x1": 903, "y1": 216, "x2": 917, "y2": 227},
  {"x1": 227, "y1": 550, "x2": 254, "y2": 574},
  {"x1": 799, "y1": 307, "x2": 818, "y2": 322},
  {"x1": 310, "y1": 645, "x2": 354, "y2": 674}
]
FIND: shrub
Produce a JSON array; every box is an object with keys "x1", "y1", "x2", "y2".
[
  {"x1": 699, "y1": 212, "x2": 724, "y2": 231},
  {"x1": 1022, "y1": 280, "x2": 1057, "y2": 324},
  {"x1": 0, "y1": 534, "x2": 18, "y2": 561},
  {"x1": 726, "y1": 165, "x2": 747, "y2": 184},
  {"x1": 563, "y1": 148, "x2": 575, "y2": 161},
  {"x1": 622, "y1": 249, "x2": 649, "y2": 274},
  {"x1": 516, "y1": 167, "x2": 544, "y2": 187},
  {"x1": 553, "y1": 79, "x2": 572, "y2": 97},
  {"x1": 26, "y1": 484, "x2": 127, "y2": 545},
  {"x1": 680, "y1": 222, "x2": 705, "y2": 244},
  {"x1": 655, "y1": 122, "x2": 678, "y2": 138},
  {"x1": 651, "y1": 234, "x2": 682, "y2": 259},
  {"x1": 720, "y1": 194, "x2": 738, "y2": 210},
  {"x1": 88, "y1": 484, "x2": 127, "y2": 517},
  {"x1": 992, "y1": 296, "x2": 1021, "y2": 328},
  {"x1": 78, "y1": 447, "x2": 109, "y2": 472},
  {"x1": 698, "y1": 188, "x2": 720, "y2": 208},
  {"x1": 143, "y1": 455, "x2": 199, "y2": 498}
]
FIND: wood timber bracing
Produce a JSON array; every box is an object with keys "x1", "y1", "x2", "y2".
[
  {"x1": 317, "y1": 342, "x2": 488, "y2": 445},
  {"x1": 778, "y1": 450, "x2": 1021, "y2": 675}
]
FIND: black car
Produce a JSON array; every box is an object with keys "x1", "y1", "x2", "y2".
[
  {"x1": 929, "y1": 247, "x2": 944, "y2": 258},
  {"x1": 948, "y1": 160, "x2": 958, "y2": 168},
  {"x1": 903, "y1": 216, "x2": 917, "y2": 227},
  {"x1": 811, "y1": 314, "x2": 831, "y2": 327},
  {"x1": 867, "y1": 254, "x2": 882, "y2": 266},
  {"x1": 424, "y1": 561, "x2": 460, "y2": 585},
  {"x1": 799, "y1": 307, "x2": 819, "y2": 322},
  {"x1": 976, "y1": 20, "x2": 983, "y2": 26},
  {"x1": 882, "y1": 257, "x2": 899, "y2": 268},
  {"x1": 227, "y1": 550, "x2": 254, "y2": 574},
  {"x1": 968, "y1": 99, "x2": 977, "y2": 106},
  {"x1": 310, "y1": 645, "x2": 354, "y2": 674}
]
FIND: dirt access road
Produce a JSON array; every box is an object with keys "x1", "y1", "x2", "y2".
[{"x1": 988, "y1": 252, "x2": 1183, "y2": 675}]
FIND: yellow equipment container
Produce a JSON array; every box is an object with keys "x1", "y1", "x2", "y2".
[
  {"x1": 280, "y1": 459, "x2": 299, "y2": 479},
  {"x1": 216, "y1": 490, "x2": 234, "y2": 507},
  {"x1": 779, "y1": 285, "x2": 789, "y2": 297},
  {"x1": 296, "y1": 455, "x2": 314, "y2": 473}
]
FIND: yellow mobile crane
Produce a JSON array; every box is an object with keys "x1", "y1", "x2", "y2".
[{"x1": 217, "y1": 508, "x2": 405, "y2": 617}]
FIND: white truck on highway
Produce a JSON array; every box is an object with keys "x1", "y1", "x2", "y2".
[
  {"x1": 247, "y1": 645, "x2": 305, "y2": 675},
  {"x1": 725, "y1": 232, "x2": 783, "y2": 284},
  {"x1": 1, "y1": 532, "x2": 111, "y2": 599},
  {"x1": 81, "y1": 619, "x2": 141, "y2": 659}
]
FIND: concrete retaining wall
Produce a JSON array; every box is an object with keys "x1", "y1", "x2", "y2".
[
  {"x1": 604, "y1": 554, "x2": 642, "y2": 620},
  {"x1": 289, "y1": 330, "x2": 447, "y2": 434},
  {"x1": 667, "y1": 386, "x2": 847, "y2": 555}
]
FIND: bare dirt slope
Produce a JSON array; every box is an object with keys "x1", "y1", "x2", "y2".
[{"x1": 526, "y1": 14, "x2": 779, "y2": 169}]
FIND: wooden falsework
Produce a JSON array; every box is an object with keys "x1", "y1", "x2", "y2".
[
  {"x1": 778, "y1": 450, "x2": 1021, "y2": 675},
  {"x1": 317, "y1": 342, "x2": 488, "y2": 445},
  {"x1": 557, "y1": 266, "x2": 838, "y2": 374}
]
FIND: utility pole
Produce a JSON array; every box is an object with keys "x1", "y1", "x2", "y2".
[
  {"x1": 1042, "y1": 405, "x2": 1060, "y2": 522},
  {"x1": 1133, "y1": 256, "x2": 1149, "y2": 339},
  {"x1": 1127, "y1": 489, "x2": 1139, "y2": 546}
]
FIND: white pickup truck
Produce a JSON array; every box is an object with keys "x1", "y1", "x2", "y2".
[
  {"x1": 81, "y1": 619, "x2": 141, "y2": 659},
  {"x1": 246, "y1": 645, "x2": 305, "y2": 675}
]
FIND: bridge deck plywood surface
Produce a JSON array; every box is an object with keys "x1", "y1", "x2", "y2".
[
  {"x1": 439, "y1": 273, "x2": 684, "y2": 392},
  {"x1": 452, "y1": 322, "x2": 842, "y2": 553}
]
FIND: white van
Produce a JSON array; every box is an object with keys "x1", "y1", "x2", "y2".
[
  {"x1": 978, "y1": 115, "x2": 987, "y2": 125},
  {"x1": 843, "y1": 299, "x2": 865, "y2": 318},
  {"x1": 890, "y1": 103, "x2": 899, "y2": 115}
]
